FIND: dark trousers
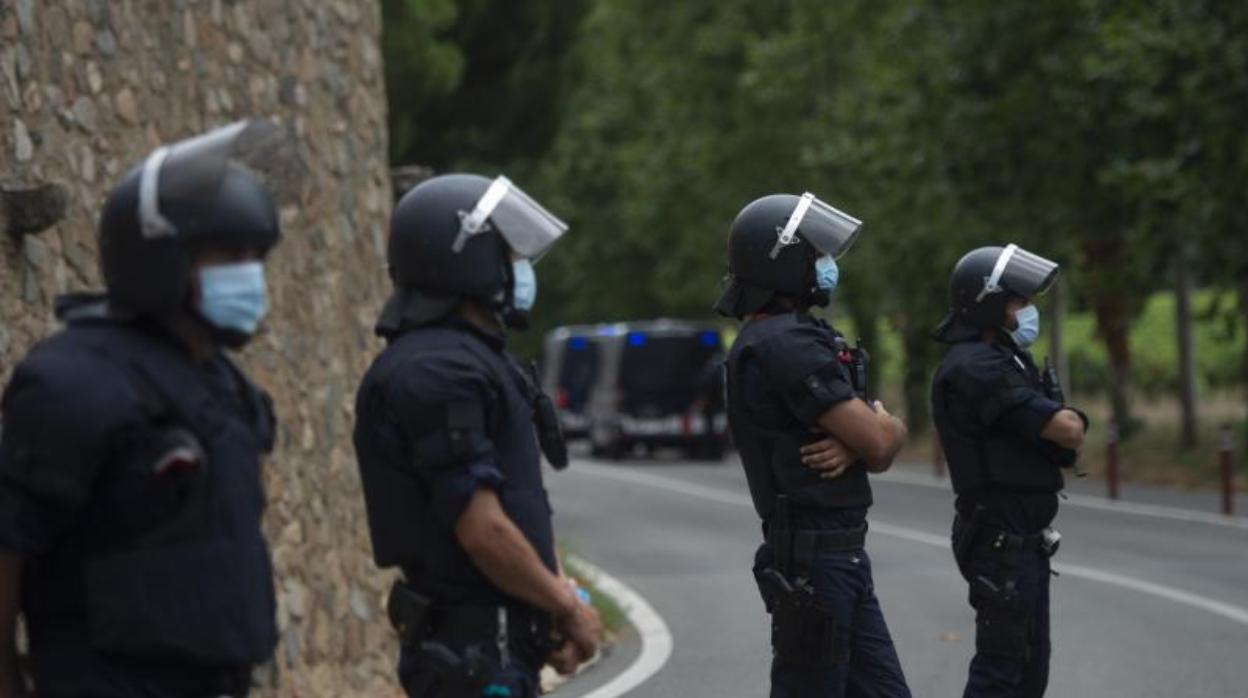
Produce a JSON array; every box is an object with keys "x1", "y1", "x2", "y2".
[
  {"x1": 770, "y1": 548, "x2": 911, "y2": 698},
  {"x1": 398, "y1": 643, "x2": 539, "y2": 698},
  {"x1": 961, "y1": 545, "x2": 1051, "y2": 698}
]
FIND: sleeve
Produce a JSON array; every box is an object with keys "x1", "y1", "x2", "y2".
[
  {"x1": 386, "y1": 354, "x2": 506, "y2": 528},
  {"x1": 0, "y1": 350, "x2": 134, "y2": 554},
  {"x1": 951, "y1": 351, "x2": 1062, "y2": 439},
  {"x1": 753, "y1": 325, "x2": 855, "y2": 425}
]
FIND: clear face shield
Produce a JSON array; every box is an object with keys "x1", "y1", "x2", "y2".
[
  {"x1": 451, "y1": 175, "x2": 568, "y2": 261},
  {"x1": 975, "y1": 243, "x2": 1060, "y2": 302},
  {"x1": 138, "y1": 119, "x2": 295, "y2": 239},
  {"x1": 768, "y1": 192, "x2": 863, "y2": 260}
]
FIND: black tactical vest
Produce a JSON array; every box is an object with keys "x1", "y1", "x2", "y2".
[
  {"x1": 354, "y1": 325, "x2": 556, "y2": 604},
  {"x1": 932, "y1": 340, "x2": 1065, "y2": 495},
  {"x1": 29, "y1": 318, "x2": 278, "y2": 667},
  {"x1": 726, "y1": 313, "x2": 872, "y2": 522}
]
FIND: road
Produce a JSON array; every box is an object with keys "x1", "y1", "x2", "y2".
[{"x1": 548, "y1": 454, "x2": 1248, "y2": 697}]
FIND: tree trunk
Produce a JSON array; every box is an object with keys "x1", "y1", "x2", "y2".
[
  {"x1": 1175, "y1": 249, "x2": 1198, "y2": 450},
  {"x1": 901, "y1": 322, "x2": 933, "y2": 437},
  {"x1": 1240, "y1": 277, "x2": 1248, "y2": 455},
  {"x1": 1092, "y1": 291, "x2": 1137, "y2": 439},
  {"x1": 1084, "y1": 235, "x2": 1139, "y2": 439}
]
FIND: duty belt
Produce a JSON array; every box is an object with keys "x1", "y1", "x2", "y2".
[
  {"x1": 769, "y1": 522, "x2": 868, "y2": 562},
  {"x1": 977, "y1": 528, "x2": 1046, "y2": 554}
]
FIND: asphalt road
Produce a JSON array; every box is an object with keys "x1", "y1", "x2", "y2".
[{"x1": 548, "y1": 454, "x2": 1248, "y2": 697}]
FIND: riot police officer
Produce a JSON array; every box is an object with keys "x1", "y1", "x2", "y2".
[
  {"x1": 353, "y1": 174, "x2": 601, "y2": 697},
  {"x1": 0, "y1": 121, "x2": 285, "y2": 697},
  {"x1": 931, "y1": 244, "x2": 1089, "y2": 697},
  {"x1": 714, "y1": 192, "x2": 911, "y2": 697}
]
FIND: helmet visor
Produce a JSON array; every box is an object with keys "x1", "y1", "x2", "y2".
[
  {"x1": 139, "y1": 120, "x2": 292, "y2": 239},
  {"x1": 770, "y1": 193, "x2": 862, "y2": 260},
  {"x1": 977, "y1": 244, "x2": 1060, "y2": 302},
  {"x1": 453, "y1": 176, "x2": 568, "y2": 261}
]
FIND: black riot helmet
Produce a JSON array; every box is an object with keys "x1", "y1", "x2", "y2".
[
  {"x1": 935, "y1": 244, "x2": 1060, "y2": 341},
  {"x1": 98, "y1": 120, "x2": 284, "y2": 316},
  {"x1": 714, "y1": 192, "x2": 862, "y2": 318},
  {"x1": 378, "y1": 173, "x2": 568, "y2": 336}
]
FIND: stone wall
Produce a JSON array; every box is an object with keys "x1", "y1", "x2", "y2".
[{"x1": 0, "y1": 1, "x2": 400, "y2": 695}]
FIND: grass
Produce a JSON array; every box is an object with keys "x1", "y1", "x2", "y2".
[{"x1": 559, "y1": 549, "x2": 629, "y2": 637}]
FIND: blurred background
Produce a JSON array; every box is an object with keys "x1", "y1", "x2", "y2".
[{"x1": 381, "y1": 0, "x2": 1248, "y2": 491}]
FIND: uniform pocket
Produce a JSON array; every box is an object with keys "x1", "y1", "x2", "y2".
[{"x1": 969, "y1": 572, "x2": 1029, "y2": 661}]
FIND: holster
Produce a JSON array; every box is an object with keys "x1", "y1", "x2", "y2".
[
  {"x1": 387, "y1": 580, "x2": 435, "y2": 647},
  {"x1": 758, "y1": 566, "x2": 848, "y2": 668},
  {"x1": 970, "y1": 574, "x2": 1030, "y2": 661},
  {"x1": 415, "y1": 643, "x2": 496, "y2": 698},
  {"x1": 387, "y1": 580, "x2": 553, "y2": 695},
  {"x1": 755, "y1": 497, "x2": 853, "y2": 668}
]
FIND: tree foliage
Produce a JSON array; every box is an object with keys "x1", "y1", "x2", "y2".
[{"x1": 384, "y1": 0, "x2": 1248, "y2": 437}]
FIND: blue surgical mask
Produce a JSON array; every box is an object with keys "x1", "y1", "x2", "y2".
[
  {"x1": 815, "y1": 255, "x2": 840, "y2": 293},
  {"x1": 1010, "y1": 304, "x2": 1040, "y2": 348},
  {"x1": 197, "y1": 261, "x2": 268, "y2": 335},
  {"x1": 512, "y1": 259, "x2": 537, "y2": 312}
]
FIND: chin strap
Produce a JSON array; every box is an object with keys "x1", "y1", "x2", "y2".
[{"x1": 500, "y1": 304, "x2": 529, "y2": 331}]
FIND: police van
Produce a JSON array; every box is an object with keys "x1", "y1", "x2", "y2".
[{"x1": 542, "y1": 319, "x2": 729, "y2": 460}]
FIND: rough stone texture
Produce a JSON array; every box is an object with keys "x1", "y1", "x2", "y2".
[{"x1": 0, "y1": 2, "x2": 399, "y2": 695}]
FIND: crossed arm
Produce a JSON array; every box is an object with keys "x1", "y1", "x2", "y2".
[
  {"x1": 800, "y1": 398, "x2": 908, "y2": 478},
  {"x1": 801, "y1": 399, "x2": 1086, "y2": 479}
]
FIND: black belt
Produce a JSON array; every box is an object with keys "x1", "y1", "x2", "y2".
[
  {"x1": 976, "y1": 528, "x2": 1046, "y2": 554},
  {"x1": 769, "y1": 522, "x2": 868, "y2": 562}
]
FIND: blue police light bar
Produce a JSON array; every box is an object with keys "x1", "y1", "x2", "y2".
[
  {"x1": 627, "y1": 332, "x2": 647, "y2": 347},
  {"x1": 567, "y1": 336, "x2": 589, "y2": 351},
  {"x1": 699, "y1": 330, "x2": 720, "y2": 347}
]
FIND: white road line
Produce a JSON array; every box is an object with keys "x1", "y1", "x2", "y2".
[
  {"x1": 874, "y1": 467, "x2": 1248, "y2": 530},
  {"x1": 575, "y1": 462, "x2": 1248, "y2": 631},
  {"x1": 566, "y1": 555, "x2": 673, "y2": 698}
]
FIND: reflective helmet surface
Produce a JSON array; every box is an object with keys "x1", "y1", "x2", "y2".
[
  {"x1": 98, "y1": 121, "x2": 283, "y2": 316},
  {"x1": 387, "y1": 173, "x2": 510, "y2": 299},
  {"x1": 947, "y1": 245, "x2": 1060, "y2": 329},
  {"x1": 727, "y1": 194, "x2": 817, "y2": 296},
  {"x1": 715, "y1": 192, "x2": 862, "y2": 317},
  {"x1": 98, "y1": 162, "x2": 279, "y2": 315}
]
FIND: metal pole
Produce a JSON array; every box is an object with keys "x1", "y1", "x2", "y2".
[
  {"x1": 1107, "y1": 419, "x2": 1120, "y2": 500},
  {"x1": 1220, "y1": 424, "x2": 1235, "y2": 516}
]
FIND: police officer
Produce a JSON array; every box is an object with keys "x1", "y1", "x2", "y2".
[
  {"x1": 715, "y1": 192, "x2": 911, "y2": 697},
  {"x1": 931, "y1": 244, "x2": 1089, "y2": 697},
  {"x1": 0, "y1": 121, "x2": 285, "y2": 697},
  {"x1": 353, "y1": 174, "x2": 601, "y2": 697}
]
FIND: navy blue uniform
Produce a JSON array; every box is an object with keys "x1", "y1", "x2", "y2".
[
  {"x1": 354, "y1": 319, "x2": 556, "y2": 698},
  {"x1": 0, "y1": 304, "x2": 277, "y2": 697},
  {"x1": 932, "y1": 335, "x2": 1074, "y2": 698},
  {"x1": 726, "y1": 312, "x2": 909, "y2": 698}
]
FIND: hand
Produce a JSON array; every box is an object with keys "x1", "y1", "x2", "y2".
[
  {"x1": 872, "y1": 400, "x2": 889, "y2": 415},
  {"x1": 547, "y1": 639, "x2": 582, "y2": 676},
  {"x1": 555, "y1": 599, "x2": 602, "y2": 665},
  {"x1": 800, "y1": 435, "x2": 854, "y2": 479}
]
